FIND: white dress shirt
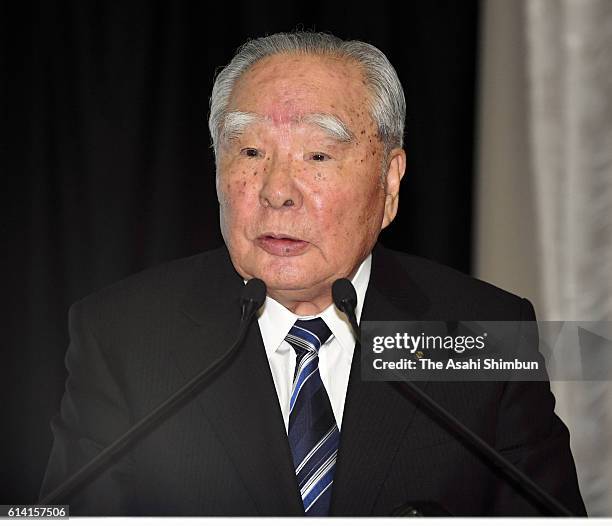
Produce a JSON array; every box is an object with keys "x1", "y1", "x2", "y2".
[{"x1": 255, "y1": 255, "x2": 371, "y2": 432}]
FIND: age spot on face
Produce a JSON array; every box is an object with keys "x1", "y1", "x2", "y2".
[{"x1": 218, "y1": 53, "x2": 396, "y2": 310}]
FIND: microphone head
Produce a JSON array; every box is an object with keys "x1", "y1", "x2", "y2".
[
  {"x1": 332, "y1": 278, "x2": 357, "y2": 314},
  {"x1": 241, "y1": 278, "x2": 267, "y2": 311}
]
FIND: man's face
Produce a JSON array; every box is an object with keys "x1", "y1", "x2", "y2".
[{"x1": 216, "y1": 53, "x2": 405, "y2": 311}]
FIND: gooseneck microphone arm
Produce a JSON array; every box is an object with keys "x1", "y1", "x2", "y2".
[
  {"x1": 40, "y1": 278, "x2": 267, "y2": 506},
  {"x1": 331, "y1": 278, "x2": 573, "y2": 517}
]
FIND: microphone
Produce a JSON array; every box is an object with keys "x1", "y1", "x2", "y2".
[
  {"x1": 40, "y1": 278, "x2": 266, "y2": 505},
  {"x1": 241, "y1": 277, "x2": 267, "y2": 322},
  {"x1": 330, "y1": 278, "x2": 573, "y2": 517},
  {"x1": 332, "y1": 278, "x2": 360, "y2": 343}
]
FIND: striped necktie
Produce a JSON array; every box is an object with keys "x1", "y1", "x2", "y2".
[{"x1": 285, "y1": 317, "x2": 340, "y2": 516}]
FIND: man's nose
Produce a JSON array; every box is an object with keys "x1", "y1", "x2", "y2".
[{"x1": 259, "y1": 155, "x2": 303, "y2": 210}]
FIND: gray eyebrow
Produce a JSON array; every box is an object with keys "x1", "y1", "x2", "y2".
[
  {"x1": 300, "y1": 113, "x2": 355, "y2": 143},
  {"x1": 220, "y1": 111, "x2": 263, "y2": 143},
  {"x1": 220, "y1": 110, "x2": 355, "y2": 144}
]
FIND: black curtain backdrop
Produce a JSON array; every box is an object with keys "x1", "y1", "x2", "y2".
[{"x1": 1, "y1": 1, "x2": 479, "y2": 504}]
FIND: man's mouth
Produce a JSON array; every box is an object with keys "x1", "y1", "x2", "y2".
[{"x1": 255, "y1": 233, "x2": 310, "y2": 257}]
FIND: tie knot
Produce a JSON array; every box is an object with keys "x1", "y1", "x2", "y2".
[{"x1": 285, "y1": 317, "x2": 332, "y2": 356}]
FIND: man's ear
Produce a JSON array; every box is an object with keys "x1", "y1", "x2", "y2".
[{"x1": 381, "y1": 148, "x2": 406, "y2": 229}]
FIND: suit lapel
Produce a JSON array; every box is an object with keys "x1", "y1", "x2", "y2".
[
  {"x1": 174, "y1": 248, "x2": 303, "y2": 515},
  {"x1": 331, "y1": 246, "x2": 433, "y2": 515},
  {"x1": 171, "y1": 245, "x2": 438, "y2": 516}
]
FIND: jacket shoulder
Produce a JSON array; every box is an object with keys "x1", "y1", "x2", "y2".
[
  {"x1": 374, "y1": 246, "x2": 533, "y2": 320},
  {"x1": 73, "y1": 246, "x2": 229, "y2": 323}
]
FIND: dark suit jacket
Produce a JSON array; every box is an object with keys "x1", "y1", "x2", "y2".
[{"x1": 40, "y1": 245, "x2": 586, "y2": 516}]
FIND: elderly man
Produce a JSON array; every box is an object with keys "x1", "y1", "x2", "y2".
[{"x1": 41, "y1": 32, "x2": 585, "y2": 516}]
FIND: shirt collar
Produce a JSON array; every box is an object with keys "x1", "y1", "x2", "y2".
[{"x1": 255, "y1": 254, "x2": 372, "y2": 358}]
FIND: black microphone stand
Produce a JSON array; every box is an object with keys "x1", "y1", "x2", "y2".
[
  {"x1": 40, "y1": 279, "x2": 266, "y2": 505},
  {"x1": 332, "y1": 278, "x2": 573, "y2": 517}
]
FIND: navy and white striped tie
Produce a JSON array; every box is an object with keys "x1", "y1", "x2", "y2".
[{"x1": 286, "y1": 317, "x2": 340, "y2": 516}]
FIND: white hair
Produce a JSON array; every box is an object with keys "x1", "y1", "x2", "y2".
[
  {"x1": 220, "y1": 110, "x2": 355, "y2": 146},
  {"x1": 208, "y1": 32, "x2": 406, "y2": 159},
  {"x1": 221, "y1": 111, "x2": 262, "y2": 143},
  {"x1": 302, "y1": 113, "x2": 354, "y2": 143}
]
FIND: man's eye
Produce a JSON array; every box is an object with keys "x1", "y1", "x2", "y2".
[
  {"x1": 240, "y1": 147, "x2": 261, "y2": 158},
  {"x1": 309, "y1": 152, "x2": 331, "y2": 162}
]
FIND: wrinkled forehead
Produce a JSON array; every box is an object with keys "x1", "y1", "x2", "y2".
[{"x1": 226, "y1": 53, "x2": 376, "y2": 130}]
